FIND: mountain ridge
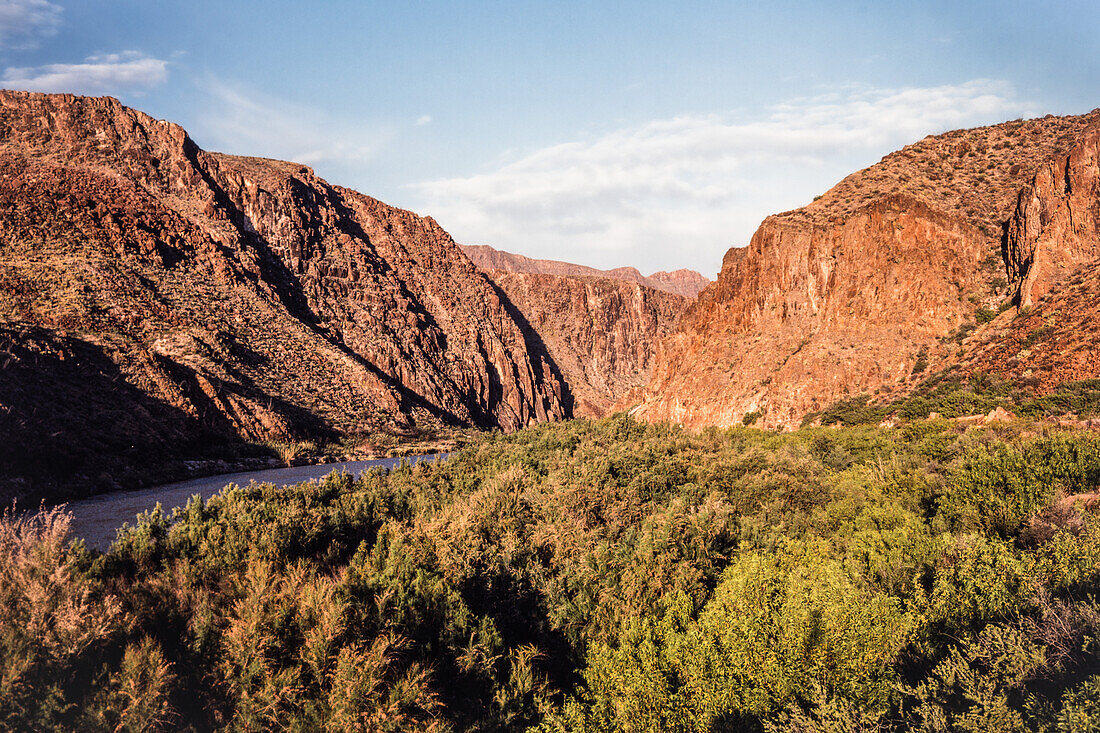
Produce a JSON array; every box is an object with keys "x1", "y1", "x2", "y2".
[
  {"x1": 628, "y1": 108, "x2": 1100, "y2": 429},
  {"x1": 460, "y1": 243, "x2": 710, "y2": 298},
  {"x1": 0, "y1": 90, "x2": 567, "y2": 501}
]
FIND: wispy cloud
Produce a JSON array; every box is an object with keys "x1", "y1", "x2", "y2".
[
  {"x1": 187, "y1": 77, "x2": 390, "y2": 167},
  {"x1": 2, "y1": 51, "x2": 168, "y2": 93},
  {"x1": 416, "y1": 114, "x2": 432, "y2": 126},
  {"x1": 411, "y1": 80, "x2": 1033, "y2": 274},
  {"x1": 0, "y1": 0, "x2": 61, "y2": 51}
]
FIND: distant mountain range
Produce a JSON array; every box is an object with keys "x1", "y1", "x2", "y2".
[{"x1": 461, "y1": 244, "x2": 710, "y2": 298}]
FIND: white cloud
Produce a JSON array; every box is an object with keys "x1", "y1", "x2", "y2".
[
  {"x1": 0, "y1": 0, "x2": 61, "y2": 50},
  {"x1": 416, "y1": 114, "x2": 432, "y2": 126},
  {"x1": 410, "y1": 80, "x2": 1033, "y2": 275},
  {"x1": 187, "y1": 77, "x2": 390, "y2": 167},
  {"x1": 2, "y1": 51, "x2": 168, "y2": 93}
]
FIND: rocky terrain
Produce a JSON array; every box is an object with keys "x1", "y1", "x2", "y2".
[
  {"x1": 957, "y1": 267, "x2": 1100, "y2": 394},
  {"x1": 0, "y1": 91, "x2": 567, "y2": 502},
  {"x1": 461, "y1": 244, "x2": 710, "y2": 298},
  {"x1": 476, "y1": 270, "x2": 688, "y2": 417},
  {"x1": 629, "y1": 110, "x2": 1100, "y2": 429},
  {"x1": 6, "y1": 91, "x2": 1099, "y2": 499}
]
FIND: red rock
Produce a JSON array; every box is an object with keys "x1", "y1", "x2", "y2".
[
  {"x1": 630, "y1": 110, "x2": 1100, "y2": 430},
  {"x1": 0, "y1": 91, "x2": 566, "y2": 502},
  {"x1": 474, "y1": 270, "x2": 689, "y2": 417}
]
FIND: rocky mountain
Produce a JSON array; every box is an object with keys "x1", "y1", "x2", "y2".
[
  {"x1": 958, "y1": 125, "x2": 1100, "y2": 392},
  {"x1": 476, "y1": 270, "x2": 689, "y2": 417},
  {"x1": 629, "y1": 110, "x2": 1100, "y2": 430},
  {"x1": 0, "y1": 90, "x2": 566, "y2": 502},
  {"x1": 461, "y1": 243, "x2": 710, "y2": 298}
]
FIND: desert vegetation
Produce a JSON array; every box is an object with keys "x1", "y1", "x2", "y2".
[
  {"x1": 806, "y1": 373, "x2": 1100, "y2": 428},
  {"x1": 3, "y1": 414, "x2": 1100, "y2": 731}
]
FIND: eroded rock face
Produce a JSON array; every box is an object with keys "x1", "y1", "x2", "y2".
[
  {"x1": 461, "y1": 244, "x2": 710, "y2": 298},
  {"x1": 478, "y1": 271, "x2": 689, "y2": 417},
  {"x1": 631, "y1": 111, "x2": 1100, "y2": 430},
  {"x1": 0, "y1": 91, "x2": 565, "y2": 501},
  {"x1": 1005, "y1": 123, "x2": 1100, "y2": 307}
]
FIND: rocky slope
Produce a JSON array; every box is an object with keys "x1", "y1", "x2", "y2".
[
  {"x1": 630, "y1": 110, "x2": 1100, "y2": 430},
  {"x1": 0, "y1": 90, "x2": 566, "y2": 502},
  {"x1": 957, "y1": 265, "x2": 1100, "y2": 394},
  {"x1": 461, "y1": 244, "x2": 710, "y2": 298},
  {"x1": 478, "y1": 271, "x2": 689, "y2": 417}
]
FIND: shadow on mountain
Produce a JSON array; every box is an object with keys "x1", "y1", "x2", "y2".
[{"x1": 487, "y1": 280, "x2": 576, "y2": 419}]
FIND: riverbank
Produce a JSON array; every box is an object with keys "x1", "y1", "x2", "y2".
[
  {"x1": 2, "y1": 426, "x2": 478, "y2": 509},
  {"x1": 65, "y1": 453, "x2": 451, "y2": 550}
]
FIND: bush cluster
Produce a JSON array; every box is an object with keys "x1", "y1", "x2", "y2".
[
  {"x1": 806, "y1": 374, "x2": 1100, "y2": 428},
  {"x1": 3, "y1": 415, "x2": 1100, "y2": 731}
]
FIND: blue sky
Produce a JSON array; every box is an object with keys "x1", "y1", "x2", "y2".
[{"x1": 1, "y1": 1, "x2": 1097, "y2": 275}]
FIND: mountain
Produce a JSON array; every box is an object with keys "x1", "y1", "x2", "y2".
[
  {"x1": 475, "y1": 270, "x2": 689, "y2": 417},
  {"x1": 628, "y1": 110, "x2": 1100, "y2": 429},
  {"x1": 460, "y1": 243, "x2": 710, "y2": 298},
  {"x1": 0, "y1": 90, "x2": 566, "y2": 502}
]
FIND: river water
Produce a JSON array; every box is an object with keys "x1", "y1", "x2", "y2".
[{"x1": 64, "y1": 454, "x2": 447, "y2": 550}]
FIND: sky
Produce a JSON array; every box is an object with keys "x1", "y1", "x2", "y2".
[{"x1": 1, "y1": 1, "x2": 1098, "y2": 276}]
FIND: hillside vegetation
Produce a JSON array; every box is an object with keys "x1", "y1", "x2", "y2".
[{"x1": 3, "y1": 415, "x2": 1100, "y2": 731}]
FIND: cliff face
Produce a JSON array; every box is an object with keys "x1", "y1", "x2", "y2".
[
  {"x1": 0, "y1": 91, "x2": 565, "y2": 501},
  {"x1": 478, "y1": 271, "x2": 689, "y2": 417},
  {"x1": 631, "y1": 110, "x2": 1100, "y2": 430},
  {"x1": 461, "y1": 244, "x2": 710, "y2": 298},
  {"x1": 1004, "y1": 124, "x2": 1100, "y2": 307}
]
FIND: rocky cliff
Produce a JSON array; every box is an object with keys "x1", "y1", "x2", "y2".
[
  {"x1": 630, "y1": 110, "x2": 1100, "y2": 430},
  {"x1": 0, "y1": 90, "x2": 566, "y2": 501},
  {"x1": 461, "y1": 244, "x2": 710, "y2": 298},
  {"x1": 477, "y1": 271, "x2": 689, "y2": 417},
  {"x1": 1004, "y1": 124, "x2": 1100, "y2": 307}
]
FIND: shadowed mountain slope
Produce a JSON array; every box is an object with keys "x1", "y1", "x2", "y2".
[{"x1": 0, "y1": 90, "x2": 566, "y2": 501}]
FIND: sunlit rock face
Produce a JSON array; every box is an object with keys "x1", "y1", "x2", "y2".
[{"x1": 630, "y1": 110, "x2": 1100, "y2": 429}]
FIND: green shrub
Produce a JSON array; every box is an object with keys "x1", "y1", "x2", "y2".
[{"x1": 5, "y1": 416, "x2": 1100, "y2": 730}]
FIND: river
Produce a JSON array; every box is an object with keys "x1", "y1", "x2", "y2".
[{"x1": 64, "y1": 454, "x2": 447, "y2": 550}]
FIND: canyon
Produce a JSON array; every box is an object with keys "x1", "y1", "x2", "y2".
[
  {"x1": 0, "y1": 91, "x2": 692, "y2": 503},
  {"x1": 4, "y1": 89, "x2": 1100, "y2": 502}
]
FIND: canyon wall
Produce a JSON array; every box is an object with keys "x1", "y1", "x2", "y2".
[
  {"x1": 480, "y1": 271, "x2": 689, "y2": 417},
  {"x1": 630, "y1": 110, "x2": 1100, "y2": 429},
  {"x1": 0, "y1": 90, "x2": 565, "y2": 500}
]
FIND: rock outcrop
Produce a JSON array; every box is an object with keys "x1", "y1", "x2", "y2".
[
  {"x1": 0, "y1": 90, "x2": 565, "y2": 501},
  {"x1": 630, "y1": 110, "x2": 1100, "y2": 430},
  {"x1": 461, "y1": 244, "x2": 710, "y2": 298},
  {"x1": 478, "y1": 271, "x2": 689, "y2": 417},
  {"x1": 1004, "y1": 123, "x2": 1100, "y2": 306}
]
